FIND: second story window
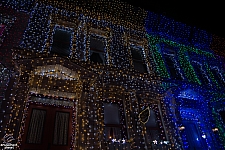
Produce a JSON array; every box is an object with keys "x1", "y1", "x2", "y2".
[
  {"x1": 163, "y1": 55, "x2": 182, "y2": 80},
  {"x1": 192, "y1": 62, "x2": 209, "y2": 85},
  {"x1": 162, "y1": 45, "x2": 183, "y2": 80},
  {"x1": 90, "y1": 36, "x2": 105, "y2": 64},
  {"x1": 211, "y1": 67, "x2": 225, "y2": 86},
  {"x1": 130, "y1": 47, "x2": 148, "y2": 73},
  {"x1": 51, "y1": 28, "x2": 72, "y2": 57}
]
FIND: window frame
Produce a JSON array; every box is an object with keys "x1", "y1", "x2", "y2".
[
  {"x1": 129, "y1": 44, "x2": 149, "y2": 73},
  {"x1": 89, "y1": 34, "x2": 108, "y2": 64},
  {"x1": 102, "y1": 100, "x2": 127, "y2": 142},
  {"x1": 50, "y1": 25, "x2": 74, "y2": 57},
  {"x1": 144, "y1": 105, "x2": 165, "y2": 143},
  {"x1": 161, "y1": 44, "x2": 184, "y2": 80},
  {"x1": 137, "y1": 98, "x2": 168, "y2": 149},
  {"x1": 191, "y1": 61, "x2": 210, "y2": 85},
  {"x1": 86, "y1": 27, "x2": 111, "y2": 65},
  {"x1": 210, "y1": 66, "x2": 225, "y2": 85},
  {"x1": 45, "y1": 14, "x2": 79, "y2": 56}
]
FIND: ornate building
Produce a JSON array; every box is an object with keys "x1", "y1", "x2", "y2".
[{"x1": 0, "y1": 0, "x2": 225, "y2": 150}]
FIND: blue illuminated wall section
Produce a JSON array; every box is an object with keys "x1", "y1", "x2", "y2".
[
  {"x1": 145, "y1": 11, "x2": 225, "y2": 87},
  {"x1": 145, "y1": 11, "x2": 212, "y2": 50},
  {"x1": 145, "y1": 11, "x2": 225, "y2": 149}
]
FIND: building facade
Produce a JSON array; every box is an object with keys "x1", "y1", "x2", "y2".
[{"x1": 0, "y1": 0, "x2": 225, "y2": 150}]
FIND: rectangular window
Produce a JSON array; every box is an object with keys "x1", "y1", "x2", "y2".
[
  {"x1": 90, "y1": 36, "x2": 105, "y2": 64},
  {"x1": 131, "y1": 47, "x2": 148, "y2": 73},
  {"x1": 141, "y1": 105, "x2": 170, "y2": 150},
  {"x1": 192, "y1": 63, "x2": 209, "y2": 84},
  {"x1": 26, "y1": 109, "x2": 46, "y2": 144},
  {"x1": 53, "y1": 111, "x2": 70, "y2": 145},
  {"x1": 145, "y1": 109, "x2": 160, "y2": 142},
  {"x1": 164, "y1": 55, "x2": 182, "y2": 80},
  {"x1": 103, "y1": 102, "x2": 126, "y2": 141},
  {"x1": 211, "y1": 68, "x2": 225, "y2": 85},
  {"x1": 162, "y1": 45, "x2": 183, "y2": 80},
  {"x1": 51, "y1": 28, "x2": 72, "y2": 57}
]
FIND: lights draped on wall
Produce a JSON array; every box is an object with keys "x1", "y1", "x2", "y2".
[
  {"x1": 1, "y1": 0, "x2": 225, "y2": 150},
  {"x1": 8, "y1": 1, "x2": 163, "y2": 148},
  {"x1": 146, "y1": 34, "x2": 218, "y2": 84}
]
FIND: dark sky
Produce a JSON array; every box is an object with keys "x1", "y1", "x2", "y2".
[{"x1": 121, "y1": 1, "x2": 225, "y2": 38}]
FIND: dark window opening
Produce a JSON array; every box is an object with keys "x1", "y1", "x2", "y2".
[
  {"x1": 211, "y1": 68, "x2": 225, "y2": 86},
  {"x1": 164, "y1": 47, "x2": 176, "y2": 55},
  {"x1": 51, "y1": 29, "x2": 72, "y2": 57},
  {"x1": 131, "y1": 48, "x2": 148, "y2": 73},
  {"x1": 193, "y1": 65, "x2": 209, "y2": 85},
  {"x1": 144, "y1": 106, "x2": 169, "y2": 149},
  {"x1": 145, "y1": 109, "x2": 160, "y2": 142},
  {"x1": 219, "y1": 111, "x2": 225, "y2": 124},
  {"x1": 103, "y1": 102, "x2": 126, "y2": 141},
  {"x1": 164, "y1": 55, "x2": 182, "y2": 80},
  {"x1": 90, "y1": 52, "x2": 104, "y2": 64},
  {"x1": 90, "y1": 36, "x2": 105, "y2": 64}
]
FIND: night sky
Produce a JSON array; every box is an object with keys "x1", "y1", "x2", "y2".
[{"x1": 121, "y1": 1, "x2": 225, "y2": 39}]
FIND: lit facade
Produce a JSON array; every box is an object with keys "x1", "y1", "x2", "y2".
[{"x1": 0, "y1": 0, "x2": 225, "y2": 150}]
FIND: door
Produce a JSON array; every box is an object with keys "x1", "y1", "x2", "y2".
[
  {"x1": 182, "y1": 121, "x2": 206, "y2": 150},
  {"x1": 21, "y1": 103, "x2": 73, "y2": 150}
]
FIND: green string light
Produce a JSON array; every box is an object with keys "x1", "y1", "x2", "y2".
[{"x1": 147, "y1": 34, "x2": 215, "y2": 85}]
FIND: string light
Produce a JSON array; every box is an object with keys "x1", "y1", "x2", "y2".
[{"x1": 0, "y1": 0, "x2": 225, "y2": 150}]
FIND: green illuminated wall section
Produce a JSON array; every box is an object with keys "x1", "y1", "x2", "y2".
[{"x1": 147, "y1": 34, "x2": 216, "y2": 84}]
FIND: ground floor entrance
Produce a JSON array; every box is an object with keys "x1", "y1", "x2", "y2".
[
  {"x1": 181, "y1": 121, "x2": 206, "y2": 150},
  {"x1": 20, "y1": 103, "x2": 73, "y2": 150}
]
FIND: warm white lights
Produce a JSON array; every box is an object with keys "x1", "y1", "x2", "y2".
[{"x1": 178, "y1": 126, "x2": 185, "y2": 130}]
